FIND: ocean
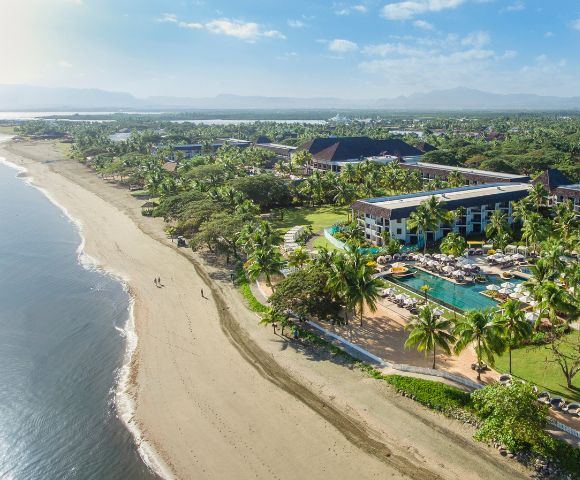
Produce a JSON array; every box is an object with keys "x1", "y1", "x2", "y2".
[{"x1": 0, "y1": 155, "x2": 158, "y2": 478}]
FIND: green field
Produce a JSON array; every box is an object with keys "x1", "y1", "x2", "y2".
[
  {"x1": 495, "y1": 330, "x2": 580, "y2": 402},
  {"x1": 273, "y1": 205, "x2": 349, "y2": 234}
]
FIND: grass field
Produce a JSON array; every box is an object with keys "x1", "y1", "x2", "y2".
[
  {"x1": 273, "y1": 205, "x2": 349, "y2": 234},
  {"x1": 0, "y1": 125, "x2": 16, "y2": 134},
  {"x1": 310, "y1": 235, "x2": 342, "y2": 251},
  {"x1": 495, "y1": 330, "x2": 580, "y2": 402}
]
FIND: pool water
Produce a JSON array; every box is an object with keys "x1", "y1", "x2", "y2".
[{"x1": 395, "y1": 269, "x2": 523, "y2": 312}]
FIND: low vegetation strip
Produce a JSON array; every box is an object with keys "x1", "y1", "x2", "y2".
[{"x1": 234, "y1": 265, "x2": 269, "y2": 313}]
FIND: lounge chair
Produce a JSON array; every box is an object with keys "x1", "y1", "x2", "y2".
[
  {"x1": 537, "y1": 392, "x2": 551, "y2": 404},
  {"x1": 475, "y1": 249, "x2": 483, "y2": 255},
  {"x1": 550, "y1": 398, "x2": 564, "y2": 409},
  {"x1": 563, "y1": 403, "x2": 579, "y2": 415},
  {"x1": 499, "y1": 374, "x2": 512, "y2": 383}
]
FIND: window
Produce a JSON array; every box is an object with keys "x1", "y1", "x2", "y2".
[
  {"x1": 397, "y1": 218, "x2": 402, "y2": 223},
  {"x1": 396, "y1": 228, "x2": 402, "y2": 235}
]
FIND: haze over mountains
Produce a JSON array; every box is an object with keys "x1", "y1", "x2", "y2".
[{"x1": 1, "y1": 84, "x2": 579, "y2": 111}]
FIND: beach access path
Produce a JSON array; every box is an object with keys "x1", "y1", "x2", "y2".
[{"x1": 0, "y1": 139, "x2": 529, "y2": 480}]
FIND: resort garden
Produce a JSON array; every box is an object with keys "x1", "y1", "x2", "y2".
[{"x1": 14, "y1": 117, "x2": 580, "y2": 475}]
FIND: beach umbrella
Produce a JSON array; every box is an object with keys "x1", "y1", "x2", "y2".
[
  {"x1": 514, "y1": 283, "x2": 524, "y2": 292},
  {"x1": 395, "y1": 293, "x2": 406, "y2": 301},
  {"x1": 501, "y1": 282, "x2": 516, "y2": 289},
  {"x1": 525, "y1": 312, "x2": 539, "y2": 322},
  {"x1": 385, "y1": 255, "x2": 392, "y2": 261},
  {"x1": 498, "y1": 288, "x2": 512, "y2": 295},
  {"x1": 509, "y1": 292, "x2": 520, "y2": 299},
  {"x1": 377, "y1": 256, "x2": 386, "y2": 265},
  {"x1": 404, "y1": 297, "x2": 417, "y2": 305},
  {"x1": 452, "y1": 270, "x2": 464, "y2": 277},
  {"x1": 433, "y1": 308, "x2": 444, "y2": 316},
  {"x1": 529, "y1": 300, "x2": 539, "y2": 307},
  {"x1": 486, "y1": 284, "x2": 501, "y2": 291},
  {"x1": 519, "y1": 293, "x2": 531, "y2": 303},
  {"x1": 442, "y1": 265, "x2": 454, "y2": 273},
  {"x1": 384, "y1": 287, "x2": 395, "y2": 296}
]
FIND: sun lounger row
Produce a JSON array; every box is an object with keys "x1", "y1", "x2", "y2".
[{"x1": 537, "y1": 392, "x2": 579, "y2": 417}]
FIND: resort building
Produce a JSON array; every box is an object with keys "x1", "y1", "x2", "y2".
[
  {"x1": 351, "y1": 183, "x2": 531, "y2": 246},
  {"x1": 157, "y1": 138, "x2": 253, "y2": 161},
  {"x1": 254, "y1": 136, "x2": 297, "y2": 159},
  {"x1": 296, "y1": 136, "x2": 423, "y2": 173},
  {"x1": 535, "y1": 169, "x2": 580, "y2": 215},
  {"x1": 399, "y1": 162, "x2": 530, "y2": 185}
]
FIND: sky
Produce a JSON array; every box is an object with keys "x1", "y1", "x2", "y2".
[{"x1": 1, "y1": 0, "x2": 579, "y2": 99}]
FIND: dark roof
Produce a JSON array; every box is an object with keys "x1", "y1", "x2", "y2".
[
  {"x1": 415, "y1": 142, "x2": 437, "y2": 153},
  {"x1": 534, "y1": 169, "x2": 574, "y2": 192},
  {"x1": 554, "y1": 184, "x2": 580, "y2": 199},
  {"x1": 352, "y1": 183, "x2": 530, "y2": 220},
  {"x1": 298, "y1": 136, "x2": 422, "y2": 162},
  {"x1": 401, "y1": 162, "x2": 530, "y2": 183},
  {"x1": 255, "y1": 136, "x2": 272, "y2": 144}
]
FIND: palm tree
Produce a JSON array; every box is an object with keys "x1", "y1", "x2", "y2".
[
  {"x1": 440, "y1": 232, "x2": 468, "y2": 257},
  {"x1": 511, "y1": 198, "x2": 532, "y2": 224},
  {"x1": 528, "y1": 182, "x2": 548, "y2": 211},
  {"x1": 420, "y1": 284, "x2": 431, "y2": 304},
  {"x1": 345, "y1": 252, "x2": 382, "y2": 327},
  {"x1": 454, "y1": 309, "x2": 505, "y2": 380},
  {"x1": 447, "y1": 171, "x2": 465, "y2": 188},
  {"x1": 245, "y1": 246, "x2": 285, "y2": 289},
  {"x1": 405, "y1": 306, "x2": 456, "y2": 369},
  {"x1": 485, "y1": 210, "x2": 510, "y2": 245},
  {"x1": 494, "y1": 300, "x2": 532, "y2": 374},
  {"x1": 553, "y1": 200, "x2": 577, "y2": 243},
  {"x1": 534, "y1": 281, "x2": 578, "y2": 328},
  {"x1": 333, "y1": 180, "x2": 357, "y2": 208},
  {"x1": 539, "y1": 238, "x2": 567, "y2": 274},
  {"x1": 521, "y1": 212, "x2": 547, "y2": 254},
  {"x1": 408, "y1": 196, "x2": 447, "y2": 253},
  {"x1": 287, "y1": 247, "x2": 310, "y2": 268}
]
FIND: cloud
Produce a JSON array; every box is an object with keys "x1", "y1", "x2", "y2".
[
  {"x1": 287, "y1": 19, "x2": 305, "y2": 28},
  {"x1": 461, "y1": 31, "x2": 490, "y2": 48},
  {"x1": 502, "y1": 1, "x2": 525, "y2": 12},
  {"x1": 158, "y1": 13, "x2": 178, "y2": 23},
  {"x1": 413, "y1": 19, "x2": 434, "y2": 29},
  {"x1": 572, "y1": 19, "x2": 580, "y2": 31},
  {"x1": 381, "y1": 0, "x2": 464, "y2": 20},
  {"x1": 163, "y1": 16, "x2": 285, "y2": 41},
  {"x1": 499, "y1": 49, "x2": 517, "y2": 59},
  {"x1": 334, "y1": 4, "x2": 368, "y2": 15},
  {"x1": 58, "y1": 60, "x2": 73, "y2": 68},
  {"x1": 544, "y1": 31, "x2": 553, "y2": 38},
  {"x1": 179, "y1": 22, "x2": 204, "y2": 29},
  {"x1": 328, "y1": 38, "x2": 359, "y2": 52}
]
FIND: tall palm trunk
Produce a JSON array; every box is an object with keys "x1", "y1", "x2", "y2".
[
  {"x1": 359, "y1": 301, "x2": 364, "y2": 327},
  {"x1": 509, "y1": 345, "x2": 512, "y2": 375},
  {"x1": 432, "y1": 346, "x2": 436, "y2": 369},
  {"x1": 477, "y1": 337, "x2": 482, "y2": 381}
]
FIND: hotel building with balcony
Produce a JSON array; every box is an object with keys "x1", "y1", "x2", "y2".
[{"x1": 351, "y1": 183, "x2": 531, "y2": 246}]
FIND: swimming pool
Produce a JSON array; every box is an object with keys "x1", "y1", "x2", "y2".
[{"x1": 393, "y1": 269, "x2": 523, "y2": 312}]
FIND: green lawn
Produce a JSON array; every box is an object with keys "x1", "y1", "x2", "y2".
[
  {"x1": 310, "y1": 235, "x2": 342, "y2": 251},
  {"x1": 495, "y1": 330, "x2": 580, "y2": 402},
  {"x1": 273, "y1": 205, "x2": 349, "y2": 234}
]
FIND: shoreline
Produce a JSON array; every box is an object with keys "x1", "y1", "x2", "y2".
[
  {"x1": 0, "y1": 139, "x2": 530, "y2": 480},
  {"x1": 0, "y1": 149, "x2": 172, "y2": 479}
]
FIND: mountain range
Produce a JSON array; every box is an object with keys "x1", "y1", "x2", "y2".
[{"x1": 1, "y1": 85, "x2": 579, "y2": 111}]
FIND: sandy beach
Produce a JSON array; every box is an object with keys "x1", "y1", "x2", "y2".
[{"x1": 0, "y1": 139, "x2": 529, "y2": 480}]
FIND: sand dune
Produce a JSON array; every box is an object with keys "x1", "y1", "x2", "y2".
[{"x1": 0, "y1": 140, "x2": 528, "y2": 480}]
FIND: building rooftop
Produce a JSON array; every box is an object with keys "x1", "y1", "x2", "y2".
[
  {"x1": 353, "y1": 183, "x2": 531, "y2": 220},
  {"x1": 408, "y1": 162, "x2": 529, "y2": 180},
  {"x1": 298, "y1": 136, "x2": 422, "y2": 162}
]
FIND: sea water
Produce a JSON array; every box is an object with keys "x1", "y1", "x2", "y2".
[{"x1": 0, "y1": 160, "x2": 158, "y2": 478}]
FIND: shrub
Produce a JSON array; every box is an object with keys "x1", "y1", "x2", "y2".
[{"x1": 384, "y1": 375, "x2": 472, "y2": 413}]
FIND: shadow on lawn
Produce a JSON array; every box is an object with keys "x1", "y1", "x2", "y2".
[{"x1": 273, "y1": 206, "x2": 349, "y2": 233}]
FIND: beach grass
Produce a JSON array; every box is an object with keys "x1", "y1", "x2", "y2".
[
  {"x1": 495, "y1": 330, "x2": 580, "y2": 402},
  {"x1": 273, "y1": 205, "x2": 349, "y2": 234}
]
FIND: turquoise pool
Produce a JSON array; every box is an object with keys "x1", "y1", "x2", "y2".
[{"x1": 393, "y1": 269, "x2": 523, "y2": 312}]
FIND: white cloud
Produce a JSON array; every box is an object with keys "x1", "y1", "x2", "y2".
[
  {"x1": 572, "y1": 19, "x2": 580, "y2": 31},
  {"x1": 288, "y1": 19, "x2": 305, "y2": 28},
  {"x1": 381, "y1": 0, "x2": 464, "y2": 20},
  {"x1": 499, "y1": 49, "x2": 518, "y2": 59},
  {"x1": 328, "y1": 38, "x2": 359, "y2": 52},
  {"x1": 334, "y1": 4, "x2": 368, "y2": 15},
  {"x1": 58, "y1": 60, "x2": 73, "y2": 68},
  {"x1": 362, "y1": 42, "x2": 429, "y2": 57},
  {"x1": 502, "y1": 1, "x2": 525, "y2": 12},
  {"x1": 544, "y1": 31, "x2": 553, "y2": 38},
  {"x1": 158, "y1": 13, "x2": 178, "y2": 23},
  {"x1": 461, "y1": 31, "x2": 490, "y2": 48},
  {"x1": 413, "y1": 19, "x2": 434, "y2": 29},
  {"x1": 179, "y1": 22, "x2": 204, "y2": 29},
  {"x1": 163, "y1": 16, "x2": 285, "y2": 42}
]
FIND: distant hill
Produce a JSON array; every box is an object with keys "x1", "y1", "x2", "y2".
[{"x1": 0, "y1": 84, "x2": 579, "y2": 111}]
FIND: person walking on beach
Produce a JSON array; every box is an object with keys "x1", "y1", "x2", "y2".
[
  {"x1": 154, "y1": 278, "x2": 158, "y2": 286},
  {"x1": 201, "y1": 288, "x2": 205, "y2": 298}
]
